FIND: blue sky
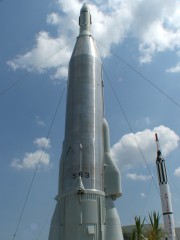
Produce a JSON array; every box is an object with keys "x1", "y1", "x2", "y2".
[{"x1": 1, "y1": 0, "x2": 180, "y2": 239}]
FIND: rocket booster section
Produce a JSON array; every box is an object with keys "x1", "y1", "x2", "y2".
[
  {"x1": 61, "y1": 4, "x2": 104, "y2": 194},
  {"x1": 48, "y1": 3, "x2": 124, "y2": 240},
  {"x1": 155, "y1": 133, "x2": 176, "y2": 240}
]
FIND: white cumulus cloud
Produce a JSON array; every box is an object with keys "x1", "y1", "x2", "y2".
[
  {"x1": 33, "y1": 137, "x2": 51, "y2": 149},
  {"x1": 35, "y1": 116, "x2": 46, "y2": 127},
  {"x1": 111, "y1": 125, "x2": 179, "y2": 171},
  {"x1": 47, "y1": 13, "x2": 62, "y2": 25},
  {"x1": 7, "y1": 0, "x2": 180, "y2": 79},
  {"x1": 7, "y1": 31, "x2": 72, "y2": 80},
  {"x1": 126, "y1": 173, "x2": 152, "y2": 181},
  {"x1": 11, "y1": 150, "x2": 50, "y2": 170},
  {"x1": 174, "y1": 167, "x2": 180, "y2": 177},
  {"x1": 11, "y1": 137, "x2": 51, "y2": 170},
  {"x1": 140, "y1": 192, "x2": 146, "y2": 198},
  {"x1": 166, "y1": 62, "x2": 180, "y2": 73}
]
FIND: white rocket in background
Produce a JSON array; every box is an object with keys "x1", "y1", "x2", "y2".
[
  {"x1": 48, "y1": 3, "x2": 124, "y2": 240},
  {"x1": 155, "y1": 133, "x2": 176, "y2": 240}
]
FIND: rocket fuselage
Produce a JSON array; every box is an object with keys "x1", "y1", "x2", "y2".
[
  {"x1": 48, "y1": 4, "x2": 124, "y2": 240},
  {"x1": 61, "y1": 35, "x2": 104, "y2": 193},
  {"x1": 155, "y1": 134, "x2": 176, "y2": 240}
]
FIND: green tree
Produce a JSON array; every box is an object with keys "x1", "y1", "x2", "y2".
[
  {"x1": 146, "y1": 211, "x2": 164, "y2": 240},
  {"x1": 131, "y1": 216, "x2": 146, "y2": 240},
  {"x1": 131, "y1": 229, "x2": 136, "y2": 240},
  {"x1": 129, "y1": 212, "x2": 164, "y2": 240}
]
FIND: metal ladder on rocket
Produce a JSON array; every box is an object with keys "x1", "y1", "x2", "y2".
[
  {"x1": 155, "y1": 133, "x2": 176, "y2": 240},
  {"x1": 48, "y1": 3, "x2": 124, "y2": 240}
]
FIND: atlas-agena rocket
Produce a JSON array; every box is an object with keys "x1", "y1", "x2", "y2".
[{"x1": 48, "y1": 3, "x2": 124, "y2": 240}]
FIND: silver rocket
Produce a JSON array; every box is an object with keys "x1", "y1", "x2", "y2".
[
  {"x1": 48, "y1": 3, "x2": 124, "y2": 240},
  {"x1": 155, "y1": 133, "x2": 176, "y2": 240}
]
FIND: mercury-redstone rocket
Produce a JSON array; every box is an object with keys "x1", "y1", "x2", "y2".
[
  {"x1": 48, "y1": 3, "x2": 124, "y2": 240},
  {"x1": 155, "y1": 133, "x2": 176, "y2": 240}
]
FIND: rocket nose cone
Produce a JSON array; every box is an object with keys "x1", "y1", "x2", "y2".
[
  {"x1": 79, "y1": 2, "x2": 92, "y2": 35},
  {"x1": 81, "y1": 2, "x2": 90, "y2": 13}
]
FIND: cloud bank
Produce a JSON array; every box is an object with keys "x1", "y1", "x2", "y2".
[
  {"x1": 126, "y1": 173, "x2": 152, "y2": 181},
  {"x1": 174, "y1": 167, "x2": 180, "y2": 177},
  {"x1": 140, "y1": 192, "x2": 146, "y2": 198},
  {"x1": 11, "y1": 137, "x2": 51, "y2": 170},
  {"x1": 111, "y1": 125, "x2": 179, "y2": 171},
  {"x1": 35, "y1": 116, "x2": 46, "y2": 127},
  {"x1": 166, "y1": 62, "x2": 180, "y2": 73},
  {"x1": 10, "y1": 127, "x2": 180, "y2": 177},
  {"x1": 7, "y1": 0, "x2": 180, "y2": 80},
  {"x1": 33, "y1": 137, "x2": 51, "y2": 149}
]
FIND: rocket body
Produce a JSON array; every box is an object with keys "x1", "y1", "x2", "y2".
[
  {"x1": 155, "y1": 134, "x2": 176, "y2": 240},
  {"x1": 48, "y1": 4, "x2": 124, "y2": 240}
]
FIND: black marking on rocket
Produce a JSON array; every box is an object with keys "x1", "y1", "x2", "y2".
[
  {"x1": 163, "y1": 212, "x2": 173, "y2": 216},
  {"x1": 156, "y1": 151, "x2": 168, "y2": 184}
]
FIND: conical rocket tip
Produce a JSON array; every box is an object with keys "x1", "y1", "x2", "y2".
[
  {"x1": 81, "y1": 2, "x2": 90, "y2": 12},
  {"x1": 79, "y1": 3, "x2": 92, "y2": 35},
  {"x1": 155, "y1": 133, "x2": 158, "y2": 142}
]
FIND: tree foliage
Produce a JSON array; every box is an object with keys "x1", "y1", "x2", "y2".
[
  {"x1": 130, "y1": 211, "x2": 164, "y2": 240},
  {"x1": 131, "y1": 216, "x2": 146, "y2": 240},
  {"x1": 146, "y1": 211, "x2": 164, "y2": 240}
]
